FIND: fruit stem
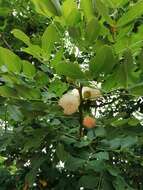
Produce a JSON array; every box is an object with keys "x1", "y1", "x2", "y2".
[{"x1": 78, "y1": 84, "x2": 83, "y2": 138}]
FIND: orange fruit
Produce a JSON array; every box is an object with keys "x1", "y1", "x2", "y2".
[{"x1": 83, "y1": 116, "x2": 96, "y2": 128}]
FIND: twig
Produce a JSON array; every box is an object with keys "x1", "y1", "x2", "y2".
[
  {"x1": 97, "y1": 173, "x2": 103, "y2": 190},
  {"x1": 1, "y1": 34, "x2": 13, "y2": 51},
  {"x1": 4, "y1": 105, "x2": 8, "y2": 133},
  {"x1": 78, "y1": 84, "x2": 83, "y2": 138},
  {"x1": 60, "y1": 132, "x2": 78, "y2": 140}
]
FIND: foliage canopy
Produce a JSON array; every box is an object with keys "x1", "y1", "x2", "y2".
[{"x1": 0, "y1": 0, "x2": 143, "y2": 189}]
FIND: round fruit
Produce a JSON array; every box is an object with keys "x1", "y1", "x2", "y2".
[{"x1": 83, "y1": 116, "x2": 96, "y2": 128}]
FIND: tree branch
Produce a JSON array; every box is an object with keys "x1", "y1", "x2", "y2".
[{"x1": 78, "y1": 85, "x2": 83, "y2": 138}]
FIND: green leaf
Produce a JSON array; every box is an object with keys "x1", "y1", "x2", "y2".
[
  {"x1": 0, "y1": 7, "x2": 11, "y2": 17},
  {"x1": 94, "y1": 126, "x2": 106, "y2": 137},
  {"x1": 80, "y1": 0, "x2": 94, "y2": 21},
  {"x1": 111, "y1": 118, "x2": 128, "y2": 127},
  {"x1": 22, "y1": 129, "x2": 47, "y2": 152},
  {"x1": 95, "y1": 152, "x2": 109, "y2": 160},
  {"x1": 121, "y1": 136, "x2": 138, "y2": 149},
  {"x1": 22, "y1": 60, "x2": 36, "y2": 77},
  {"x1": 117, "y1": 1, "x2": 143, "y2": 27},
  {"x1": 25, "y1": 170, "x2": 36, "y2": 187},
  {"x1": 109, "y1": 138, "x2": 121, "y2": 149},
  {"x1": 119, "y1": 50, "x2": 137, "y2": 88},
  {"x1": 113, "y1": 176, "x2": 132, "y2": 190},
  {"x1": 23, "y1": 44, "x2": 45, "y2": 61},
  {"x1": 0, "y1": 47, "x2": 22, "y2": 73},
  {"x1": 0, "y1": 19, "x2": 7, "y2": 31},
  {"x1": 102, "y1": 173, "x2": 115, "y2": 190},
  {"x1": 89, "y1": 45, "x2": 115, "y2": 78},
  {"x1": 0, "y1": 86, "x2": 17, "y2": 98},
  {"x1": 7, "y1": 105, "x2": 23, "y2": 121},
  {"x1": 49, "y1": 79, "x2": 68, "y2": 97},
  {"x1": 62, "y1": 0, "x2": 77, "y2": 18},
  {"x1": 102, "y1": 64, "x2": 126, "y2": 92},
  {"x1": 42, "y1": 91, "x2": 57, "y2": 102},
  {"x1": 65, "y1": 156, "x2": 85, "y2": 171},
  {"x1": 114, "y1": 36, "x2": 130, "y2": 54},
  {"x1": 129, "y1": 83, "x2": 143, "y2": 96},
  {"x1": 102, "y1": 50, "x2": 138, "y2": 92},
  {"x1": 56, "y1": 143, "x2": 69, "y2": 161},
  {"x1": 138, "y1": 49, "x2": 143, "y2": 71},
  {"x1": 15, "y1": 85, "x2": 41, "y2": 100},
  {"x1": 51, "y1": 0, "x2": 62, "y2": 16},
  {"x1": 51, "y1": 118, "x2": 61, "y2": 125},
  {"x1": 78, "y1": 175, "x2": 98, "y2": 189},
  {"x1": 31, "y1": 0, "x2": 62, "y2": 17},
  {"x1": 96, "y1": 0, "x2": 114, "y2": 25},
  {"x1": 106, "y1": 165, "x2": 120, "y2": 177},
  {"x1": 129, "y1": 26, "x2": 143, "y2": 53},
  {"x1": 12, "y1": 29, "x2": 31, "y2": 46},
  {"x1": 85, "y1": 18, "x2": 101, "y2": 43},
  {"x1": 1, "y1": 73, "x2": 21, "y2": 85},
  {"x1": 34, "y1": 71, "x2": 49, "y2": 87},
  {"x1": 51, "y1": 49, "x2": 63, "y2": 67},
  {"x1": 62, "y1": 0, "x2": 81, "y2": 26},
  {"x1": 87, "y1": 160, "x2": 105, "y2": 172},
  {"x1": 68, "y1": 26, "x2": 81, "y2": 41},
  {"x1": 115, "y1": 25, "x2": 143, "y2": 54},
  {"x1": 41, "y1": 24, "x2": 59, "y2": 54},
  {"x1": 25, "y1": 156, "x2": 46, "y2": 186},
  {"x1": 102, "y1": 0, "x2": 128, "y2": 8},
  {"x1": 109, "y1": 136, "x2": 138, "y2": 150},
  {"x1": 128, "y1": 118, "x2": 139, "y2": 126},
  {"x1": 87, "y1": 129, "x2": 96, "y2": 139},
  {"x1": 74, "y1": 138, "x2": 91, "y2": 148},
  {"x1": 55, "y1": 62, "x2": 85, "y2": 79},
  {"x1": 66, "y1": 9, "x2": 81, "y2": 27}
]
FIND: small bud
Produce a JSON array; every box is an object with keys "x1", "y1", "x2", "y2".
[
  {"x1": 39, "y1": 179, "x2": 48, "y2": 187},
  {"x1": 82, "y1": 87, "x2": 102, "y2": 100}
]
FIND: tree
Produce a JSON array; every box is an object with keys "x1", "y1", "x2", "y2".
[{"x1": 0, "y1": 0, "x2": 143, "y2": 189}]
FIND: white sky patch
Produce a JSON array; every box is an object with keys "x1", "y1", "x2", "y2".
[
  {"x1": 12, "y1": 9, "x2": 17, "y2": 16},
  {"x1": 56, "y1": 160, "x2": 65, "y2": 170},
  {"x1": 24, "y1": 160, "x2": 31, "y2": 167},
  {"x1": 133, "y1": 111, "x2": 143, "y2": 125},
  {"x1": 42, "y1": 147, "x2": 47, "y2": 154}
]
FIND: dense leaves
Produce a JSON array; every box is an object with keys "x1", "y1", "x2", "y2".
[{"x1": 0, "y1": 0, "x2": 143, "y2": 190}]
